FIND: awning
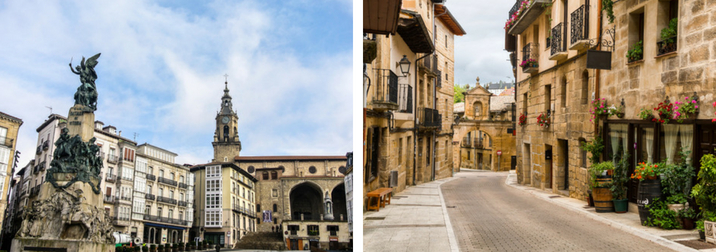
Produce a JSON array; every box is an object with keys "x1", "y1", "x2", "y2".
[
  {"x1": 397, "y1": 14, "x2": 435, "y2": 54},
  {"x1": 363, "y1": 0, "x2": 402, "y2": 34}
]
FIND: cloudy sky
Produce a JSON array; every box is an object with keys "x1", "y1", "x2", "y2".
[
  {"x1": 449, "y1": 0, "x2": 515, "y2": 87},
  {"x1": 0, "y1": 0, "x2": 352, "y2": 166}
]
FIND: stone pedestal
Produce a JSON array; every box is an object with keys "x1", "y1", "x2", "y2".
[
  {"x1": 67, "y1": 104, "x2": 95, "y2": 142},
  {"x1": 11, "y1": 238, "x2": 114, "y2": 252}
]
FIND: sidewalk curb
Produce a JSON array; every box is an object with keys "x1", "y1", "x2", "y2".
[
  {"x1": 504, "y1": 170, "x2": 697, "y2": 252},
  {"x1": 438, "y1": 178, "x2": 460, "y2": 252}
]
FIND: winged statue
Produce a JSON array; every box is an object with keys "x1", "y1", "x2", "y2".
[{"x1": 69, "y1": 53, "x2": 101, "y2": 111}]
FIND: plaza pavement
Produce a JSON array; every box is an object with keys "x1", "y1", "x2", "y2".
[{"x1": 363, "y1": 169, "x2": 713, "y2": 252}]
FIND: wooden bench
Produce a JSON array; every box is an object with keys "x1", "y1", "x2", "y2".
[{"x1": 366, "y1": 187, "x2": 393, "y2": 211}]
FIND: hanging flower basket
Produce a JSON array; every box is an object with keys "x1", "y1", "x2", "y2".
[
  {"x1": 673, "y1": 96, "x2": 699, "y2": 123},
  {"x1": 519, "y1": 113, "x2": 527, "y2": 126},
  {"x1": 537, "y1": 112, "x2": 550, "y2": 128}
]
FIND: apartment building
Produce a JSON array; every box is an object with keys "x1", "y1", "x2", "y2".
[{"x1": 0, "y1": 112, "x2": 22, "y2": 235}]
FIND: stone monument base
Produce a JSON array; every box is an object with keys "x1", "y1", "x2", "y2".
[{"x1": 11, "y1": 237, "x2": 114, "y2": 252}]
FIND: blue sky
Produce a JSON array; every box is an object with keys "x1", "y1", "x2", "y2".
[{"x1": 0, "y1": 0, "x2": 353, "y2": 166}]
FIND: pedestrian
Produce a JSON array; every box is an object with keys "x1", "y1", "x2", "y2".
[
  {"x1": 272, "y1": 226, "x2": 275, "y2": 232},
  {"x1": 215, "y1": 244, "x2": 221, "y2": 252}
]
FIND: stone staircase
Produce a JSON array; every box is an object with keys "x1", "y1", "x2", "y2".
[{"x1": 234, "y1": 232, "x2": 286, "y2": 250}]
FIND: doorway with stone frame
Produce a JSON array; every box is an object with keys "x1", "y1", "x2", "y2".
[
  {"x1": 522, "y1": 143, "x2": 532, "y2": 185},
  {"x1": 558, "y1": 139, "x2": 569, "y2": 191},
  {"x1": 545, "y1": 144, "x2": 553, "y2": 189}
]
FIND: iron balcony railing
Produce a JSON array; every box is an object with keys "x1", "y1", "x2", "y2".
[
  {"x1": 42, "y1": 141, "x2": 49, "y2": 151},
  {"x1": 417, "y1": 107, "x2": 441, "y2": 128},
  {"x1": 158, "y1": 177, "x2": 177, "y2": 186},
  {"x1": 117, "y1": 174, "x2": 133, "y2": 183},
  {"x1": 107, "y1": 155, "x2": 119, "y2": 164},
  {"x1": 420, "y1": 54, "x2": 439, "y2": 74},
  {"x1": 522, "y1": 43, "x2": 532, "y2": 63},
  {"x1": 157, "y1": 196, "x2": 177, "y2": 205},
  {"x1": 474, "y1": 139, "x2": 485, "y2": 149},
  {"x1": 30, "y1": 185, "x2": 40, "y2": 197},
  {"x1": 146, "y1": 174, "x2": 156, "y2": 181},
  {"x1": 570, "y1": 5, "x2": 588, "y2": 45},
  {"x1": 120, "y1": 195, "x2": 132, "y2": 202},
  {"x1": 36, "y1": 145, "x2": 42, "y2": 155},
  {"x1": 373, "y1": 69, "x2": 399, "y2": 105},
  {"x1": 509, "y1": 0, "x2": 521, "y2": 18},
  {"x1": 104, "y1": 195, "x2": 116, "y2": 203},
  {"x1": 398, "y1": 84, "x2": 413, "y2": 113},
  {"x1": 178, "y1": 201, "x2": 188, "y2": 207},
  {"x1": 39, "y1": 161, "x2": 46, "y2": 171},
  {"x1": 551, "y1": 23, "x2": 566, "y2": 56},
  {"x1": 178, "y1": 182, "x2": 188, "y2": 189},
  {"x1": 105, "y1": 173, "x2": 116, "y2": 183},
  {"x1": 143, "y1": 214, "x2": 188, "y2": 226},
  {"x1": 145, "y1": 193, "x2": 156, "y2": 201},
  {"x1": 462, "y1": 137, "x2": 472, "y2": 147}
]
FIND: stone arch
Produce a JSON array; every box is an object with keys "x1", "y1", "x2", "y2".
[
  {"x1": 454, "y1": 120, "x2": 514, "y2": 172},
  {"x1": 331, "y1": 183, "x2": 347, "y2": 221},
  {"x1": 288, "y1": 181, "x2": 324, "y2": 221}
]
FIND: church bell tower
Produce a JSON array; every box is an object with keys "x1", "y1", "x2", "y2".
[{"x1": 212, "y1": 78, "x2": 241, "y2": 162}]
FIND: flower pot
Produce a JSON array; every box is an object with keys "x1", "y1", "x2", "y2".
[
  {"x1": 681, "y1": 217, "x2": 695, "y2": 230},
  {"x1": 701, "y1": 230, "x2": 706, "y2": 241},
  {"x1": 587, "y1": 190, "x2": 594, "y2": 207},
  {"x1": 646, "y1": 175, "x2": 657, "y2": 180},
  {"x1": 613, "y1": 198, "x2": 628, "y2": 213},
  {"x1": 667, "y1": 203, "x2": 685, "y2": 213},
  {"x1": 616, "y1": 112, "x2": 625, "y2": 118}
]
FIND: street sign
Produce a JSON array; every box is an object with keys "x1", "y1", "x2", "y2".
[{"x1": 497, "y1": 150, "x2": 502, "y2": 155}]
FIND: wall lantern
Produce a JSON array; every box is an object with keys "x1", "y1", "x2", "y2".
[{"x1": 398, "y1": 55, "x2": 411, "y2": 77}]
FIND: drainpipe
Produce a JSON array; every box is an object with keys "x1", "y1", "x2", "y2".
[
  {"x1": 431, "y1": 4, "x2": 448, "y2": 181},
  {"x1": 595, "y1": 0, "x2": 602, "y2": 138}
]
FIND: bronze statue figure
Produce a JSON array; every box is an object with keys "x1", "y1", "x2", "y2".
[{"x1": 69, "y1": 53, "x2": 101, "y2": 111}]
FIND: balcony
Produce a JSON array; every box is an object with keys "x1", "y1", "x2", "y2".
[
  {"x1": 507, "y1": 0, "x2": 552, "y2": 35},
  {"x1": 370, "y1": 69, "x2": 399, "y2": 112},
  {"x1": 107, "y1": 155, "x2": 119, "y2": 164},
  {"x1": 0, "y1": 136, "x2": 13, "y2": 148},
  {"x1": 104, "y1": 195, "x2": 116, "y2": 203},
  {"x1": 157, "y1": 196, "x2": 177, "y2": 205},
  {"x1": 550, "y1": 23, "x2": 568, "y2": 61},
  {"x1": 419, "y1": 54, "x2": 439, "y2": 76},
  {"x1": 569, "y1": 5, "x2": 590, "y2": 51},
  {"x1": 417, "y1": 107, "x2": 441, "y2": 129},
  {"x1": 398, "y1": 84, "x2": 413, "y2": 114},
  {"x1": 39, "y1": 160, "x2": 46, "y2": 171},
  {"x1": 178, "y1": 182, "x2": 188, "y2": 189},
  {"x1": 30, "y1": 185, "x2": 40, "y2": 197},
  {"x1": 178, "y1": 201, "x2": 188, "y2": 207},
  {"x1": 42, "y1": 140, "x2": 49, "y2": 151},
  {"x1": 105, "y1": 173, "x2": 116, "y2": 183},
  {"x1": 117, "y1": 175, "x2": 133, "y2": 183},
  {"x1": 146, "y1": 174, "x2": 156, "y2": 181},
  {"x1": 461, "y1": 137, "x2": 472, "y2": 148},
  {"x1": 143, "y1": 214, "x2": 188, "y2": 226},
  {"x1": 112, "y1": 216, "x2": 131, "y2": 226},
  {"x1": 521, "y1": 43, "x2": 539, "y2": 74},
  {"x1": 120, "y1": 195, "x2": 132, "y2": 202},
  {"x1": 158, "y1": 177, "x2": 177, "y2": 187},
  {"x1": 145, "y1": 194, "x2": 156, "y2": 201}
]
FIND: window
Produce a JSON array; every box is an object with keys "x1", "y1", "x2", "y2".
[
  {"x1": 327, "y1": 225, "x2": 339, "y2": 236},
  {"x1": 580, "y1": 138, "x2": 588, "y2": 167},
  {"x1": 445, "y1": 35, "x2": 447, "y2": 48},
  {"x1": 271, "y1": 171, "x2": 277, "y2": 180},
  {"x1": 180, "y1": 175, "x2": 184, "y2": 183},
  {"x1": 272, "y1": 188, "x2": 278, "y2": 197},
  {"x1": 159, "y1": 169, "x2": 164, "y2": 178},
  {"x1": 545, "y1": 85, "x2": 551, "y2": 112},
  {"x1": 147, "y1": 185, "x2": 152, "y2": 194},
  {"x1": 581, "y1": 71, "x2": 589, "y2": 104},
  {"x1": 561, "y1": 76, "x2": 567, "y2": 107},
  {"x1": 309, "y1": 166, "x2": 316, "y2": 174},
  {"x1": 170, "y1": 172, "x2": 175, "y2": 180},
  {"x1": 159, "y1": 187, "x2": 163, "y2": 197},
  {"x1": 262, "y1": 172, "x2": 268, "y2": 180},
  {"x1": 145, "y1": 205, "x2": 151, "y2": 215},
  {"x1": 169, "y1": 190, "x2": 174, "y2": 199},
  {"x1": 366, "y1": 127, "x2": 380, "y2": 183},
  {"x1": 157, "y1": 207, "x2": 163, "y2": 216},
  {"x1": 168, "y1": 209, "x2": 173, "y2": 218},
  {"x1": 522, "y1": 93, "x2": 528, "y2": 114},
  {"x1": 307, "y1": 225, "x2": 319, "y2": 236},
  {"x1": 273, "y1": 204, "x2": 277, "y2": 212},
  {"x1": 123, "y1": 148, "x2": 134, "y2": 162}
]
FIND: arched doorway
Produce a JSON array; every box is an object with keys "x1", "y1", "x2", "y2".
[
  {"x1": 289, "y1": 182, "x2": 324, "y2": 221},
  {"x1": 331, "y1": 183, "x2": 347, "y2": 221}
]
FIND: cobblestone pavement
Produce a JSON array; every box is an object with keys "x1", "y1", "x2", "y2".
[{"x1": 441, "y1": 170, "x2": 674, "y2": 252}]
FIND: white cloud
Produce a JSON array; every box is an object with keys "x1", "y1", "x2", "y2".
[{"x1": 0, "y1": 0, "x2": 352, "y2": 166}]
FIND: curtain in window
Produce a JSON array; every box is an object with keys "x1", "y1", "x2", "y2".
[
  {"x1": 679, "y1": 124, "x2": 694, "y2": 163},
  {"x1": 645, "y1": 128, "x2": 655, "y2": 163},
  {"x1": 610, "y1": 127, "x2": 619, "y2": 162},
  {"x1": 664, "y1": 124, "x2": 679, "y2": 164}
]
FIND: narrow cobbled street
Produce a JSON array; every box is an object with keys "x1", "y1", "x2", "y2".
[{"x1": 441, "y1": 170, "x2": 673, "y2": 251}]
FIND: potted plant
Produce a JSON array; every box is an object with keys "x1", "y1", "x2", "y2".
[
  {"x1": 633, "y1": 162, "x2": 664, "y2": 224},
  {"x1": 537, "y1": 112, "x2": 550, "y2": 128},
  {"x1": 150, "y1": 244, "x2": 156, "y2": 252},
  {"x1": 518, "y1": 113, "x2": 527, "y2": 126},
  {"x1": 644, "y1": 199, "x2": 681, "y2": 229},
  {"x1": 580, "y1": 136, "x2": 604, "y2": 166},
  {"x1": 692, "y1": 154, "x2": 716, "y2": 243},
  {"x1": 520, "y1": 59, "x2": 538, "y2": 73},
  {"x1": 608, "y1": 105, "x2": 624, "y2": 118},
  {"x1": 611, "y1": 152, "x2": 630, "y2": 213},
  {"x1": 638, "y1": 108, "x2": 654, "y2": 121},
  {"x1": 626, "y1": 40, "x2": 644, "y2": 63},
  {"x1": 658, "y1": 18, "x2": 678, "y2": 55},
  {"x1": 158, "y1": 244, "x2": 164, "y2": 252},
  {"x1": 653, "y1": 101, "x2": 674, "y2": 124},
  {"x1": 661, "y1": 150, "x2": 695, "y2": 213},
  {"x1": 590, "y1": 161, "x2": 615, "y2": 212},
  {"x1": 589, "y1": 98, "x2": 609, "y2": 122},
  {"x1": 678, "y1": 207, "x2": 699, "y2": 230},
  {"x1": 673, "y1": 96, "x2": 699, "y2": 123}
]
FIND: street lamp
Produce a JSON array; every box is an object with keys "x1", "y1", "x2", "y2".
[{"x1": 399, "y1": 55, "x2": 411, "y2": 77}]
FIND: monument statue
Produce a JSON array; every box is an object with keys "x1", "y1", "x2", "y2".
[
  {"x1": 69, "y1": 53, "x2": 100, "y2": 112},
  {"x1": 12, "y1": 53, "x2": 114, "y2": 252}
]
